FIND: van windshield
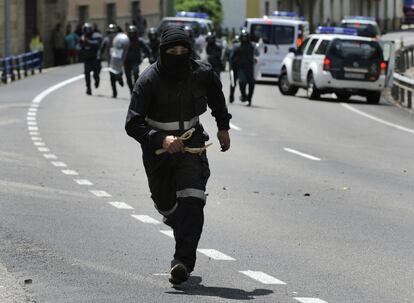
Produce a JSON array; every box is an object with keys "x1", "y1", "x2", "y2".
[
  {"x1": 327, "y1": 39, "x2": 382, "y2": 61},
  {"x1": 342, "y1": 22, "x2": 380, "y2": 38},
  {"x1": 250, "y1": 24, "x2": 294, "y2": 45}
]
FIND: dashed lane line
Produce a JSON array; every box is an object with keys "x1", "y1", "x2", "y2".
[
  {"x1": 51, "y1": 161, "x2": 67, "y2": 167},
  {"x1": 341, "y1": 103, "x2": 414, "y2": 135},
  {"x1": 239, "y1": 270, "x2": 287, "y2": 285},
  {"x1": 294, "y1": 298, "x2": 328, "y2": 303},
  {"x1": 284, "y1": 148, "x2": 321, "y2": 161},
  {"x1": 43, "y1": 154, "x2": 58, "y2": 159},
  {"x1": 61, "y1": 169, "x2": 79, "y2": 176},
  {"x1": 74, "y1": 179, "x2": 93, "y2": 186},
  {"x1": 108, "y1": 201, "x2": 134, "y2": 210},
  {"x1": 159, "y1": 230, "x2": 174, "y2": 238},
  {"x1": 197, "y1": 249, "x2": 236, "y2": 261},
  {"x1": 131, "y1": 215, "x2": 161, "y2": 224},
  {"x1": 37, "y1": 147, "x2": 50, "y2": 152},
  {"x1": 89, "y1": 190, "x2": 112, "y2": 198}
]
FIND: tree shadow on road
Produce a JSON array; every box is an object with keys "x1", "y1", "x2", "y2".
[{"x1": 165, "y1": 276, "x2": 274, "y2": 300}]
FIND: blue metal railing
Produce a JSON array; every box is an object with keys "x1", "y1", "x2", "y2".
[{"x1": 0, "y1": 51, "x2": 42, "y2": 84}]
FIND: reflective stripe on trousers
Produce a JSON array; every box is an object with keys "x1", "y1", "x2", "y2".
[
  {"x1": 146, "y1": 116, "x2": 199, "y2": 131},
  {"x1": 155, "y1": 202, "x2": 178, "y2": 216},
  {"x1": 176, "y1": 188, "x2": 206, "y2": 202}
]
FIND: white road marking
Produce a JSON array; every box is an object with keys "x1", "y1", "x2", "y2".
[
  {"x1": 294, "y1": 298, "x2": 328, "y2": 303},
  {"x1": 26, "y1": 116, "x2": 36, "y2": 121},
  {"x1": 197, "y1": 249, "x2": 236, "y2": 261},
  {"x1": 28, "y1": 126, "x2": 38, "y2": 131},
  {"x1": 230, "y1": 122, "x2": 242, "y2": 131},
  {"x1": 31, "y1": 137, "x2": 42, "y2": 141},
  {"x1": 239, "y1": 270, "x2": 286, "y2": 285},
  {"x1": 61, "y1": 169, "x2": 79, "y2": 175},
  {"x1": 37, "y1": 147, "x2": 50, "y2": 152},
  {"x1": 51, "y1": 161, "x2": 67, "y2": 167},
  {"x1": 131, "y1": 215, "x2": 161, "y2": 224},
  {"x1": 29, "y1": 132, "x2": 39, "y2": 136},
  {"x1": 27, "y1": 112, "x2": 36, "y2": 116},
  {"x1": 30, "y1": 103, "x2": 40, "y2": 108},
  {"x1": 90, "y1": 190, "x2": 112, "y2": 197},
  {"x1": 341, "y1": 103, "x2": 414, "y2": 135},
  {"x1": 34, "y1": 142, "x2": 45, "y2": 146},
  {"x1": 108, "y1": 201, "x2": 134, "y2": 209},
  {"x1": 73, "y1": 179, "x2": 93, "y2": 186},
  {"x1": 284, "y1": 148, "x2": 321, "y2": 161},
  {"x1": 32, "y1": 74, "x2": 84, "y2": 104},
  {"x1": 160, "y1": 230, "x2": 174, "y2": 238},
  {"x1": 28, "y1": 108, "x2": 37, "y2": 112},
  {"x1": 27, "y1": 121, "x2": 37, "y2": 126},
  {"x1": 43, "y1": 154, "x2": 57, "y2": 159},
  {"x1": 153, "y1": 273, "x2": 169, "y2": 276}
]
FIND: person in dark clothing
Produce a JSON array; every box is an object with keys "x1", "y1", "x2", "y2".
[
  {"x1": 147, "y1": 27, "x2": 160, "y2": 64},
  {"x1": 124, "y1": 25, "x2": 151, "y2": 94},
  {"x1": 79, "y1": 23, "x2": 102, "y2": 95},
  {"x1": 125, "y1": 27, "x2": 231, "y2": 285},
  {"x1": 229, "y1": 29, "x2": 258, "y2": 106},
  {"x1": 206, "y1": 32, "x2": 223, "y2": 78},
  {"x1": 228, "y1": 35, "x2": 239, "y2": 103}
]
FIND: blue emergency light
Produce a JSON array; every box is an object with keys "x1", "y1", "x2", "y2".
[
  {"x1": 271, "y1": 11, "x2": 298, "y2": 18},
  {"x1": 176, "y1": 11, "x2": 209, "y2": 19},
  {"x1": 343, "y1": 16, "x2": 376, "y2": 21},
  {"x1": 316, "y1": 26, "x2": 358, "y2": 35}
]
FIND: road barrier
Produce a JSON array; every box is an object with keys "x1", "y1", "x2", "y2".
[
  {"x1": 392, "y1": 45, "x2": 414, "y2": 109},
  {"x1": 0, "y1": 51, "x2": 42, "y2": 85}
]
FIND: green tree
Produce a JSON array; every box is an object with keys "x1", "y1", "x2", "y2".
[{"x1": 174, "y1": 0, "x2": 223, "y2": 26}]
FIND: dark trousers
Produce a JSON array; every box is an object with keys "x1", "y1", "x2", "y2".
[
  {"x1": 229, "y1": 68, "x2": 239, "y2": 100},
  {"x1": 142, "y1": 129, "x2": 210, "y2": 272},
  {"x1": 239, "y1": 68, "x2": 255, "y2": 101},
  {"x1": 84, "y1": 60, "x2": 101, "y2": 91},
  {"x1": 110, "y1": 72, "x2": 124, "y2": 97},
  {"x1": 124, "y1": 62, "x2": 139, "y2": 93}
]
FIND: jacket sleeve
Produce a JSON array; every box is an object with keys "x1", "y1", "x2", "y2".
[
  {"x1": 206, "y1": 69, "x2": 232, "y2": 131},
  {"x1": 125, "y1": 79, "x2": 167, "y2": 148}
]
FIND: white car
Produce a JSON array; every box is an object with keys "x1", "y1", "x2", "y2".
[
  {"x1": 158, "y1": 12, "x2": 214, "y2": 60},
  {"x1": 341, "y1": 16, "x2": 381, "y2": 39},
  {"x1": 278, "y1": 27, "x2": 392, "y2": 104},
  {"x1": 244, "y1": 11, "x2": 309, "y2": 79}
]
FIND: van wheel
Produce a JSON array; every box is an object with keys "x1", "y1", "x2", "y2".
[
  {"x1": 307, "y1": 73, "x2": 320, "y2": 100},
  {"x1": 335, "y1": 92, "x2": 351, "y2": 101},
  {"x1": 278, "y1": 70, "x2": 298, "y2": 96},
  {"x1": 366, "y1": 92, "x2": 381, "y2": 104}
]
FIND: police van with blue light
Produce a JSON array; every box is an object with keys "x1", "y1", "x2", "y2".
[
  {"x1": 341, "y1": 16, "x2": 381, "y2": 39},
  {"x1": 278, "y1": 26, "x2": 391, "y2": 104},
  {"x1": 244, "y1": 11, "x2": 309, "y2": 79},
  {"x1": 158, "y1": 11, "x2": 214, "y2": 59}
]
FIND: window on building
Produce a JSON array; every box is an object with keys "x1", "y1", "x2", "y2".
[
  {"x1": 107, "y1": 3, "x2": 116, "y2": 25},
  {"x1": 78, "y1": 5, "x2": 89, "y2": 24},
  {"x1": 132, "y1": 1, "x2": 141, "y2": 22},
  {"x1": 265, "y1": 1, "x2": 270, "y2": 16}
]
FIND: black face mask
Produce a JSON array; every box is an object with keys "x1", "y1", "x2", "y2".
[{"x1": 159, "y1": 52, "x2": 191, "y2": 81}]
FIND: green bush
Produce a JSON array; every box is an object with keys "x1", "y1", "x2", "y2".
[{"x1": 174, "y1": 0, "x2": 223, "y2": 26}]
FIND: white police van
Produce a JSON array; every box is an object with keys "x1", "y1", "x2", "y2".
[
  {"x1": 158, "y1": 11, "x2": 214, "y2": 60},
  {"x1": 278, "y1": 27, "x2": 392, "y2": 104},
  {"x1": 244, "y1": 11, "x2": 309, "y2": 79},
  {"x1": 341, "y1": 16, "x2": 381, "y2": 39}
]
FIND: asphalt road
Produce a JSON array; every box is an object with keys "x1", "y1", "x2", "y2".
[{"x1": 1, "y1": 62, "x2": 414, "y2": 303}]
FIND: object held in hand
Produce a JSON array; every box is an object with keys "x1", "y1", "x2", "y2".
[{"x1": 155, "y1": 128, "x2": 212, "y2": 155}]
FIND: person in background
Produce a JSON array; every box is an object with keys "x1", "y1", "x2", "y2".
[
  {"x1": 52, "y1": 23, "x2": 66, "y2": 66},
  {"x1": 30, "y1": 29, "x2": 44, "y2": 70},
  {"x1": 124, "y1": 25, "x2": 151, "y2": 94},
  {"x1": 79, "y1": 23, "x2": 102, "y2": 95},
  {"x1": 65, "y1": 24, "x2": 79, "y2": 64},
  {"x1": 147, "y1": 27, "x2": 160, "y2": 64},
  {"x1": 133, "y1": 8, "x2": 147, "y2": 37},
  {"x1": 206, "y1": 32, "x2": 223, "y2": 78}
]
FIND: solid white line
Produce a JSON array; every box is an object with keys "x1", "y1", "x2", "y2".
[
  {"x1": 108, "y1": 201, "x2": 134, "y2": 210},
  {"x1": 31, "y1": 103, "x2": 40, "y2": 108},
  {"x1": 284, "y1": 148, "x2": 321, "y2": 161},
  {"x1": 37, "y1": 147, "x2": 50, "y2": 152},
  {"x1": 294, "y1": 298, "x2": 328, "y2": 303},
  {"x1": 32, "y1": 74, "x2": 84, "y2": 104},
  {"x1": 90, "y1": 190, "x2": 112, "y2": 198},
  {"x1": 239, "y1": 270, "x2": 286, "y2": 285},
  {"x1": 43, "y1": 154, "x2": 57, "y2": 159},
  {"x1": 34, "y1": 142, "x2": 45, "y2": 146},
  {"x1": 73, "y1": 179, "x2": 93, "y2": 186},
  {"x1": 160, "y1": 230, "x2": 174, "y2": 238},
  {"x1": 197, "y1": 249, "x2": 236, "y2": 260},
  {"x1": 131, "y1": 215, "x2": 161, "y2": 224},
  {"x1": 230, "y1": 122, "x2": 242, "y2": 131},
  {"x1": 51, "y1": 161, "x2": 67, "y2": 167},
  {"x1": 341, "y1": 103, "x2": 414, "y2": 135},
  {"x1": 61, "y1": 169, "x2": 79, "y2": 175}
]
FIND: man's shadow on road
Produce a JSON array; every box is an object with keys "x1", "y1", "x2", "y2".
[{"x1": 165, "y1": 276, "x2": 274, "y2": 300}]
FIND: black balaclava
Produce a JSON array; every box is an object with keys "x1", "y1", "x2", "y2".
[{"x1": 158, "y1": 26, "x2": 192, "y2": 81}]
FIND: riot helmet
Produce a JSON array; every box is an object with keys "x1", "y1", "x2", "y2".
[
  {"x1": 206, "y1": 32, "x2": 216, "y2": 44},
  {"x1": 148, "y1": 27, "x2": 158, "y2": 41},
  {"x1": 127, "y1": 25, "x2": 138, "y2": 38},
  {"x1": 106, "y1": 23, "x2": 117, "y2": 34},
  {"x1": 82, "y1": 23, "x2": 93, "y2": 36},
  {"x1": 240, "y1": 28, "x2": 250, "y2": 43},
  {"x1": 183, "y1": 25, "x2": 193, "y2": 39}
]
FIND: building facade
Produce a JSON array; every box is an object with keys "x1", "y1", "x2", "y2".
[{"x1": 1, "y1": 0, "x2": 172, "y2": 66}]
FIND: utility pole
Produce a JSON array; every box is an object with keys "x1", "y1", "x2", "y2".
[{"x1": 4, "y1": 0, "x2": 12, "y2": 57}]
